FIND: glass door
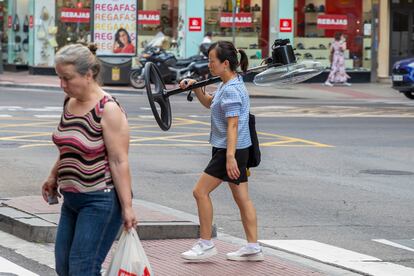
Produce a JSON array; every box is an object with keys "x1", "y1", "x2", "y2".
[{"x1": 390, "y1": 9, "x2": 414, "y2": 69}]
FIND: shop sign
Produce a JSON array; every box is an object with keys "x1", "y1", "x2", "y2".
[
  {"x1": 8, "y1": 15, "x2": 12, "y2": 28},
  {"x1": 220, "y1": 12, "x2": 252, "y2": 27},
  {"x1": 29, "y1": 15, "x2": 34, "y2": 28},
  {"x1": 189, "y1": 17, "x2": 202, "y2": 31},
  {"x1": 61, "y1": 8, "x2": 90, "y2": 23},
  {"x1": 317, "y1": 15, "x2": 348, "y2": 30},
  {"x1": 138, "y1": 10, "x2": 160, "y2": 25},
  {"x1": 93, "y1": 0, "x2": 137, "y2": 56},
  {"x1": 279, "y1": 19, "x2": 292, "y2": 32}
]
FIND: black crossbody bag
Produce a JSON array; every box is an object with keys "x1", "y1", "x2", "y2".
[{"x1": 247, "y1": 113, "x2": 261, "y2": 168}]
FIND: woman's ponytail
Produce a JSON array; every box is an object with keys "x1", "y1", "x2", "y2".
[{"x1": 238, "y1": 49, "x2": 248, "y2": 73}]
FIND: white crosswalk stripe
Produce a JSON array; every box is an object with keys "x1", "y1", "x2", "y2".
[
  {"x1": 0, "y1": 256, "x2": 39, "y2": 276},
  {"x1": 0, "y1": 231, "x2": 54, "y2": 269},
  {"x1": 259, "y1": 239, "x2": 414, "y2": 276},
  {"x1": 373, "y1": 239, "x2": 414, "y2": 253}
]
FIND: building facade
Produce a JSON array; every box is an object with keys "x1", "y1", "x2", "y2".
[{"x1": 0, "y1": 0, "x2": 411, "y2": 81}]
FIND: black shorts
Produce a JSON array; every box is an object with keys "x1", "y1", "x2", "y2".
[{"x1": 204, "y1": 147, "x2": 249, "y2": 185}]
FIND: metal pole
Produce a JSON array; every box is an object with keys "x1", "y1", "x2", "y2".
[
  {"x1": 0, "y1": 31, "x2": 3, "y2": 74},
  {"x1": 232, "y1": 0, "x2": 236, "y2": 45},
  {"x1": 370, "y1": 3, "x2": 379, "y2": 82}
]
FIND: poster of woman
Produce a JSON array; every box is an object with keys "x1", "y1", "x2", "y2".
[
  {"x1": 113, "y1": 28, "x2": 136, "y2": 54},
  {"x1": 93, "y1": 0, "x2": 137, "y2": 56}
]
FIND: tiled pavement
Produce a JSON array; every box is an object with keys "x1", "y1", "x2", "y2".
[
  {"x1": 104, "y1": 239, "x2": 325, "y2": 276},
  {"x1": 0, "y1": 196, "x2": 330, "y2": 276}
]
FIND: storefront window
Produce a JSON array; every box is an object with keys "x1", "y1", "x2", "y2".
[
  {"x1": 56, "y1": 0, "x2": 91, "y2": 48},
  {"x1": 294, "y1": 0, "x2": 372, "y2": 71},
  {"x1": 137, "y1": 0, "x2": 178, "y2": 55},
  {"x1": 204, "y1": 0, "x2": 268, "y2": 67},
  {"x1": 8, "y1": 0, "x2": 31, "y2": 65},
  {"x1": 0, "y1": 1, "x2": 8, "y2": 65}
]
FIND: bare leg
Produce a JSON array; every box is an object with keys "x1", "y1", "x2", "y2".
[
  {"x1": 229, "y1": 182, "x2": 257, "y2": 242},
  {"x1": 193, "y1": 173, "x2": 222, "y2": 240}
]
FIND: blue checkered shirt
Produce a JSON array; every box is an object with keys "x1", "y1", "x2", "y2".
[{"x1": 209, "y1": 75, "x2": 252, "y2": 149}]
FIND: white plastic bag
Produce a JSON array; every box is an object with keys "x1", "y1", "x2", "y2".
[{"x1": 106, "y1": 228, "x2": 152, "y2": 276}]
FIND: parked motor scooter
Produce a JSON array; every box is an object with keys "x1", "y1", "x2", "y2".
[{"x1": 130, "y1": 45, "x2": 210, "y2": 89}]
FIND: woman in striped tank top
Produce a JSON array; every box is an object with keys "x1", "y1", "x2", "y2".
[{"x1": 41, "y1": 43, "x2": 137, "y2": 275}]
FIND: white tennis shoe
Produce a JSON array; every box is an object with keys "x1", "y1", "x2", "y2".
[
  {"x1": 226, "y1": 246, "x2": 264, "y2": 261},
  {"x1": 181, "y1": 240, "x2": 218, "y2": 260}
]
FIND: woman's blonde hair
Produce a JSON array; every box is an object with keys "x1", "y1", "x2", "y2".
[{"x1": 55, "y1": 43, "x2": 101, "y2": 81}]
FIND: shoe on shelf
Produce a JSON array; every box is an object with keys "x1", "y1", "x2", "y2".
[
  {"x1": 324, "y1": 81, "x2": 334, "y2": 87},
  {"x1": 181, "y1": 240, "x2": 218, "y2": 260},
  {"x1": 343, "y1": 82, "x2": 352, "y2": 86},
  {"x1": 226, "y1": 246, "x2": 264, "y2": 261}
]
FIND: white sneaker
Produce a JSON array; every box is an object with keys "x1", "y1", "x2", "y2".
[
  {"x1": 181, "y1": 240, "x2": 218, "y2": 260},
  {"x1": 343, "y1": 82, "x2": 351, "y2": 86},
  {"x1": 324, "y1": 81, "x2": 334, "y2": 87},
  {"x1": 226, "y1": 246, "x2": 264, "y2": 261}
]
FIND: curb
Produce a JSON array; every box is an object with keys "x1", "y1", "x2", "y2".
[
  {"x1": 0, "y1": 82, "x2": 291, "y2": 99},
  {"x1": 0, "y1": 82, "x2": 144, "y2": 95},
  {"x1": 0, "y1": 198, "x2": 202, "y2": 243}
]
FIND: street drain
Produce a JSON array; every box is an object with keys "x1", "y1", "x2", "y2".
[{"x1": 360, "y1": 169, "x2": 414, "y2": 176}]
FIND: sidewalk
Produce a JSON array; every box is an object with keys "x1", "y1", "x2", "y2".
[
  {"x1": 0, "y1": 196, "x2": 355, "y2": 276},
  {"x1": 0, "y1": 70, "x2": 401, "y2": 100}
]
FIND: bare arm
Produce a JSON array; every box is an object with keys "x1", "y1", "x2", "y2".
[
  {"x1": 102, "y1": 101, "x2": 137, "y2": 229},
  {"x1": 179, "y1": 79, "x2": 213, "y2": 108},
  {"x1": 41, "y1": 157, "x2": 60, "y2": 202},
  {"x1": 226, "y1": 116, "x2": 240, "y2": 180}
]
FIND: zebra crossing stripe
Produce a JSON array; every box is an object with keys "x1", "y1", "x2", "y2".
[
  {"x1": 0, "y1": 256, "x2": 39, "y2": 275},
  {"x1": 259, "y1": 240, "x2": 414, "y2": 276},
  {"x1": 373, "y1": 239, "x2": 414, "y2": 253}
]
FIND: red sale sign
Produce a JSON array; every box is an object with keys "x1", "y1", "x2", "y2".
[
  {"x1": 220, "y1": 12, "x2": 252, "y2": 27},
  {"x1": 279, "y1": 18, "x2": 292, "y2": 32},
  {"x1": 317, "y1": 14, "x2": 348, "y2": 30},
  {"x1": 61, "y1": 8, "x2": 90, "y2": 23},
  {"x1": 138, "y1": 10, "x2": 160, "y2": 25},
  {"x1": 189, "y1": 17, "x2": 202, "y2": 31}
]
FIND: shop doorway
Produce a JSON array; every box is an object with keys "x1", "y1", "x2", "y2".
[{"x1": 390, "y1": 5, "x2": 414, "y2": 71}]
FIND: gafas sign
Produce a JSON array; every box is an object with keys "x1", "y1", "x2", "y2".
[
  {"x1": 317, "y1": 14, "x2": 348, "y2": 30},
  {"x1": 61, "y1": 8, "x2": 90, "y2": 23},
  {"x1": 220, "y1": 12, "x2": 252, "y2": 27},
  {"x1": 138, "y1": 10, "x2": 160, "y2": 25},
  {"x1": 93, "y1": 0, "x2": 137, "y2": 56}
]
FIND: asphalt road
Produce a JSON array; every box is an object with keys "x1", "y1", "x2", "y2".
[{"x1": 0, "y1": 86, "x2": 413, "y2": 270}]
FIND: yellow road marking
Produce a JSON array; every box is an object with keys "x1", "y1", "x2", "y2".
[
  {"x1": 0, "y1": 116, "x2": 333, "y2": 148},
  {"x1": 0, "y1": 121, "x2": 56, "y2": 128},
  {"x1": 0, "y1": 132, "x2": 51, "y2": 141},
  {"x1": 130, "y1": 132, "x2": 209, "y2": 143},
  {"x1": 19, "y1": 143, "x2": 54, "y2": 148}
]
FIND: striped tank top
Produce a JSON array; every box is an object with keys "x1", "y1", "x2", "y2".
[{"x1": 52, "y1": 95, "x2": 122, "y2": 193}]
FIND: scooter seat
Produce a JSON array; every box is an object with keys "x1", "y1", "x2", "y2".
[{"x1": 175, "y1": 59, "x2": 193, "y2": 66}]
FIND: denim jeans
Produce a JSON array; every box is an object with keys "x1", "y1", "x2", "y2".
[{"x1": 55, "y1": 189, "x2": 123, "y2": 276}]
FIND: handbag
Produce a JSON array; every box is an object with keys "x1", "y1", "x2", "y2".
[
  {"x1": 13, "y1": 14, "x2": 20, "y2": 32},
  {"x1": 49, "y1": 36, "x2": 58, "y2": 48},
  {"x1": 247, "y1": 113, "x2": 261, "y2": 168},
  {"x1": 40, "y1": 6, "x2": 49, "y2": 21},
  {"x1": 47, "y1": 17, "x2": 58, "y2": 35},
  {"x1": 37, "y1": 24, "x2": 46, "y2": 40},
  {"x1": 106, "y1": 228, "x2": 152, "y2": 276},
  {"x1": 23, "y1": 15, "x2": 29, "y2": 33}
]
